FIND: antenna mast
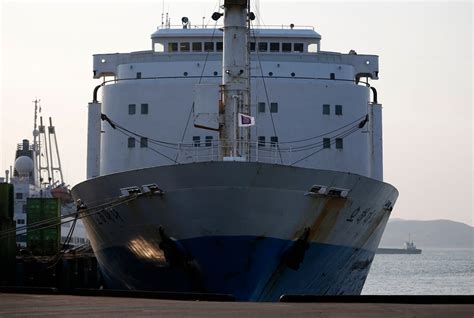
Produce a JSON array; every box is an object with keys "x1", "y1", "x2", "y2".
[
  {"x1": 161, "y1": 0, "x2": 165, "y2": 28},
  {"x1": 32, "y1": 99, "x2": 41, "y2": 185}
]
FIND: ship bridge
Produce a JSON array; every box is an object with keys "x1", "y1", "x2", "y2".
[
  {"x1": 150, "y1": 27, "x2": 321, "y2": 54},
  {"x1": 93, "y1": 26, "x2": 378, "y2": 81}
]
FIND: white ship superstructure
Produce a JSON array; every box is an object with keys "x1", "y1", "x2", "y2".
[
  {"x1": 73, "y1": 1, "x2": 397, "y2": 301},
  {"x1": 5, "y1": 103, "x2": 88, "y2": 248},
  {"x1": 89, "y1": 27, "x2": 382, "y2": 178}
]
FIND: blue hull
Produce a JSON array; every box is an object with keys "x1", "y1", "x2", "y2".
[{"x1": 97, "y1": 236, "x2": 374, "y2": 301}]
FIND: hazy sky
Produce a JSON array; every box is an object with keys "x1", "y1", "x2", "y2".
[{"x1": 1, "y1": 1, "x2": 472, "y2": 225}]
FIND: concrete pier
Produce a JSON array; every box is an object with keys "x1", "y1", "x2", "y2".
[{"x1": 0, "y1": 293, "x2": 473, "y2": 317}]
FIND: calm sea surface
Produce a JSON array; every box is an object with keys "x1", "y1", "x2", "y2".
[{"x1": 362, "y1": 248, "x2": 473, "y2": 295}]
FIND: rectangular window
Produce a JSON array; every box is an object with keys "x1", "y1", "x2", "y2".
[
  {"x1": 258, "y1": 136, "x2": 266, "y2": 147},
  {"x1": 140, "y1": 137, "x2": 148, "y2": 148},
  {"x1": 330, "y1": 73, "x2": 336, "y2": 80},
  {"x1": 128, "y1": 137, "x2": 135, "y2": 148},
  {"x1": 336, "y1": 138, "x2": 343, "y2": 149},
  {"x1": 322, "y1": 104, "x2": 330, "y2": 115},
  {"x1": 16, "y1": 193, "x2": 23, "y2": 200},
  {"x1": 323, "y1": 138, "x2": 331, "y2": 149},
  {"x1": 282, "y1": 43, "x2": 292, "y2": 52},
  {"x1": 193, "y1": 136, "x2": 201, "y2": 147},
  {"x1": 258, "y1": 102, "x2": 266, "y2": 113},
  {"x1": 204, "y1": 42, "x2": 214, "y2": 52},
  {"x1": 141, "y1": 103, "x2": 149, "y2": 114},
  {"x1": 128, "y1": 104, "x2": 136, "y2": 115},
  {"x1": 205, "y1": 136, "x2": 213, "y2": 147},
  {"x1": 249, "y1": 42, "x2": 256, "y2": 51},
  {"x1": 216, "y1": 42, "x2": 223, "y2": 52},
  {"x1": 270, "y1": 136, "x2": 279, "y2": 146},
  {"x1": 270, "y1": 42, "x2": 280, "y2": 52},
  {"x1": 136, "y1": 72, "x2": 142, "y2": 79},
  {"x1": 17, "y1": 219, "x2": 25, "y2": 225},
  {"x1": 22, "y1": 204, "x2": 27, "y2": 213},
  {"x1": 258, "y1": 42, "x2": 268, "y2": 52},
  {"x1": 294, "y1": 43, "x2": 304, "y2": 52},
  {"x1": 192, "y1": 42, "x2": 202, "y2": 52},
  {"x1": 180, "y1": 42, "x2": 190, "y2": 52},
  {"x1": 154, "y1": 43, "x2": 164, "y2": 52},
  {"x1": 335, "y1": 105, "x2": 343, "y2": 115},
  {"x1": 270, "y1": 102, "x2": 278, "y2": 113},
  {"x1": 168, "y1": 42, "x2": 178, "y2": 52}
]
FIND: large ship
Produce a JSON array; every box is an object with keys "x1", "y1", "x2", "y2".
[{"x1": 72, "y1": 1, "x2": 398, "y2": 301}]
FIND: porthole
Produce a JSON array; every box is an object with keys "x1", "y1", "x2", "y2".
[{"x1": 268, "y1": 72, "x2": 273, "y2": 76}]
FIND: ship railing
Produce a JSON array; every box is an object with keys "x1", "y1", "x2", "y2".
[
  {"x1": 156, "y1": 24, "x2": 315, "y2": 31},
  {"x1": 175, "y1": 139, "x2": 292, "y2": 165}
]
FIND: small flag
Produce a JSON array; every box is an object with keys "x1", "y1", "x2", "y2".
[{"x1": 238, "y1": 113, "x2": 255, "y2": 127}]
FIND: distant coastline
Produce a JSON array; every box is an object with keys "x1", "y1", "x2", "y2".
[{"x1": 379, "y1": 219, "x2": 474, "y2": 249}]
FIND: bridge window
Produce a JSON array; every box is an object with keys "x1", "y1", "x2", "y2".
[
  {"x1": 140, "y1": 137, "x2": 148, "y2": 148},
  {"x1": 192, "y1": 42, "x2": 202, "y2": 52},
  {"x1": 270, "y1": 136, "x2": 279, "y2": 146},
  {"x1": 216, "y1": 42, "x2": 223, "y2": 52},
  {"x1": 270, "y1": 102, "x2": 278, "y2": 113},
  {"x1": 128, "y1": 104, "x2": 136, "y2": 115},
  {"x1": 141, "y1": 103, "x2": 148, "y2": 114},
  {"x1": 205, "y1": 136, "x2": 213, "y2": 147},
  {"x1": 335, "y1": 105, "x2": 343, "y2": 115},
  {"x1": 308, "y1": 43, "x2": 318, "y2": 53},
  {"x1": 204, "y1": 42, "x2": 214, "y2": 52},
  {"x1": 16, "y1": 193, "x2": 23, "y2": 200},
  {"x1": 258, "y1": 42, "x2": 268, "y2": 52},
  {"x1": 258, "y1": 102, "x2": 265, "y2": 113},
  {"x1": 322, "y1": 104, "x2": 330, "y2": 115},
  {"x1": 294, "y1": 43, "x2": 304, "y2": 52},
  {"x1": 168, "y1": 42, "x2": 178, "y2": 52},
  {"x1": 128, "y1": 137, "x2": 135, "y2": 148},
  {"x1": 154, "y1": 43, "x2": 164, "y2": 52},
  {"x1": 270, "y1": 42, "x2": 280, "y2": 52},
  {"x1": 336, "y1": 138, "x2": 343, "y2": 149},
  {"x1": 193, "y1": 136, "x2": 201, "y2": 147},
  {"x1": 258, "y1": 136, "x2": 265, "y2": 147},
  {"x1": 180, "y1": 42, "x2": 190, "y2": 52},
  {"x1": 249, "y1": 42, "x2": 256, "y2": 51},
  {"x1": 282, "y1": 43, "x2": 292, "y2": 52},
  {"x1": 323, "y1": 138, "x2": 331, "y2": 149}
]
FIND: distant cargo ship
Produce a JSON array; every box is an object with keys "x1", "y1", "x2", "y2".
[{"x1": 377, "y1": 240, "x2": 422, "y2": 254}]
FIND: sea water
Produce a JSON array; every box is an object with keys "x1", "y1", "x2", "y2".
[{"x1": 362, "y1": 248, "x2": 473, "y2": 295}]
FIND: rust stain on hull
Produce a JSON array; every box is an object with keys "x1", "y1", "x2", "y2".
[{"x1": 307, "y1": 196, "x2": 347, "y2": 243}]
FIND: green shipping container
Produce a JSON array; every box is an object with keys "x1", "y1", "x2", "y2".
[
  {"x1": 0, "y1": 183, "x2": 14, "y2": 220},
  {"x1": 27, "y1": 198, "x2": 60, "y2": 256}
]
